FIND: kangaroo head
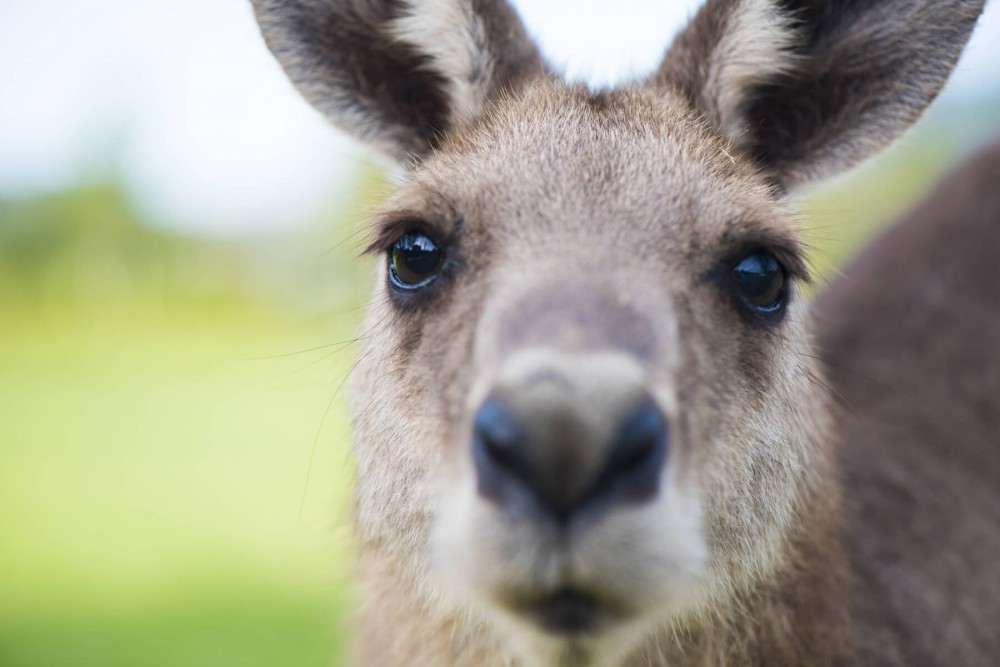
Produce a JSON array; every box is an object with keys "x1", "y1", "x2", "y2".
[{"x1": 253, "y1": 1, "x2": 983, "y2": 663}]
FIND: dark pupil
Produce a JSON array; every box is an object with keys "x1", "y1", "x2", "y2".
[
  {"x1": 734, "y1": 253, "x2": 784, "y2": 308},
  {"x1": 392, "y1": 232, "x2": 441, "y2": 285}
]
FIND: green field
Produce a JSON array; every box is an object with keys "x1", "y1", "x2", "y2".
[
  {"x1": 0, "y1": 302, "x2": 367, "y2": 666},
  {"x1": 0, "y1": 183, "x2": 373, "y2": 666},
  {"x1": 0, "y1": 128, "x2": 984, "y2": 666}
]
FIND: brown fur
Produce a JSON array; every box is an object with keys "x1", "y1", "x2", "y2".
[
  {"x1": 657, "y1": 0, "x2": 984, "y2": 190},
  {"x1": 814, "y1": 137, "x2": 1000, "y2": 666},
  {"x1": 251, "y1": 0, "x2": 544, "y2": 161},
  {"x1": 249, "y1": 1, "x2": 991, "y2": 665}
]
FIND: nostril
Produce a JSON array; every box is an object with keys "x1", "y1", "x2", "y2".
[
  {"x1": 610, "y1": 403, "x2": 667, "y2": 469},
  {"x1": 474, "y1": 399, "x2": 521, "y2": 463},
  {"x1": 612, "y1": 427, "x2": 657, "y2": 473},
  {"x1": 472, "y1": 399, "x2": 526, "y2": 502},
  {"x1": 596, "y1": 401, "x2": 668, "y2": 504}
]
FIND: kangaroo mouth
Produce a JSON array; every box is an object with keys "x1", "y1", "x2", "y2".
[
  {"x1": 510, "y1": 588, "x2": 628, "y2": 636},
  {"x1": 533, "y1": 589, "x2": 604, "y2": 634}
]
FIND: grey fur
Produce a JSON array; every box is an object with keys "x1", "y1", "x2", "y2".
[
  {"x1": 657, "y1": 0, "x2": 985, "y2": 190},
  {"x1": 815, "y1": 137, "x2": 1000, "y2": 666},
  {"x1": 249, "y1": 1, "x2": 992, "y2": 665},
  {"x1": 251, "y1": 0, "x2": 544, "y2": 162}
]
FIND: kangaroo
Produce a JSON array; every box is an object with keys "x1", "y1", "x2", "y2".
[{"x1": 250, "y1": 1, "x2": 992, "y2": 665}]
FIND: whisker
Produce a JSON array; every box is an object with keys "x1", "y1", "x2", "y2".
[
  {"x1": 297, "y1": 344, "x2": 375, "y2": 528},
  {"x1": 246, "y1": 334, "x2": 372, "y2": 361}
]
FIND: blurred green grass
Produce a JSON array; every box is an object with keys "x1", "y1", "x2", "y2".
[
  {"x1": 0, "y1": 318, "x2": 358, "y2": 666},
  {"x1": 0, "y1": 181, "x2": 382, "y2": 666},
  {"x1": 0, "y1": 120, "x2": 993, "y2": 666}
]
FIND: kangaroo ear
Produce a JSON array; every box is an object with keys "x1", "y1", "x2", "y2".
[
  {"x1": 252, "y1": 0, "x2": 544, "y2": 164},
  {"x1": 654, "y1": 0, "x2": 985, "y2": 191}
]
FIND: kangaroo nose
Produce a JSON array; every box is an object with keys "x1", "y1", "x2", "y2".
[{"x1": 472, "y1": 395, "x2": 668, "y2": 522}]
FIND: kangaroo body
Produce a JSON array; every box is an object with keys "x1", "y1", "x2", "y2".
[{"x1": 818, "y1": 139, "x2": 1000, "y2": 666}]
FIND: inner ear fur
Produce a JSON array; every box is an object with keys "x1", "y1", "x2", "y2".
[
  {"x1": 655, "y1": 0, "x2": 985, "y2": 191},
  {"x1": 252, "y1": 0, "x2": 544, "y2": 164}
]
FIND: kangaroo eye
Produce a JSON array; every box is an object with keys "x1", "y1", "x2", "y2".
[
  {"x1": 733, "y1": 252, "x2": 786, "y2": 313},
  {"x1": 389, "y1": 231, "x2": 444, "y2": 289}
]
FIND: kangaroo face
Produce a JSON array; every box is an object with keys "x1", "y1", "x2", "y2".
[
  {"x1": 349, "y1": 81, "x2": 822, "y2": 659},
  {"x1": 252, "y1": 0, "x2": 983, "y2": 663}
]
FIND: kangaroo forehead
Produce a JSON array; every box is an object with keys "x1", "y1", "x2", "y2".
[
  {"x1": 395, "y1": 82, "x2": 785, "y2": 236},
  {"x1": 439, "y1": 82, "x2": 743, "y2": 178}
]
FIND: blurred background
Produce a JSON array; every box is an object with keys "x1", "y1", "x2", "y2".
[{"x1": 1, "y1": 1, "x2": 999, "y2": 665}]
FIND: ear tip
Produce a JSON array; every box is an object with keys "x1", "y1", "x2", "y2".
[{"x1": 249, "y1": 0, "x2": 277, "y2": 13}]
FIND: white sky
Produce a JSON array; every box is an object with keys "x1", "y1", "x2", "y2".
[{"x1": 1, "y1": 0, "x2": 999, "y2": 237}]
